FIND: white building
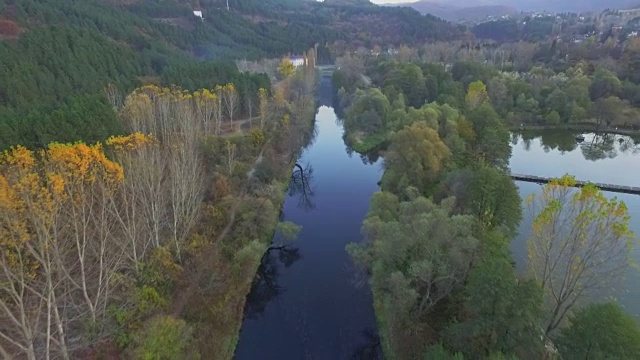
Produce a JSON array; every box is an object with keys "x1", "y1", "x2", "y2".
[
  {"x1": 290, "y1": 57, "x2": 305, "y2": 67},
  {"x1": 193, "y1": 11, "x2": 203, "y2": 20}
]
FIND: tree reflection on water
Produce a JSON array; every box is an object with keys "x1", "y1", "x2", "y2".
[
  {"x1": 288, "y1": 162, "x2": 316, "y2": 211},
  {"x1": 243, "y1": 245, "x2": 302, "y2": 320},
  {"x1": 243, "y1": 164, "x2": 315, "y2": 319},
  {"x1": 350, "y1": 328, "x2": 383, "y2": 360},
  {"x1": 513, "y1": 130, "x2": 640, "y2": 161},
  {"x1": 581, "y1": 133, "x2": 617, "y2": 161}
]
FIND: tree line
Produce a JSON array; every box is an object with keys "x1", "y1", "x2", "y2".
[
  {"x1": 339, "y1": 53, "x2": 640, "y2": 359},
  {"x1": 334, "y1": 48, "x2": 640, "y2": 158}
]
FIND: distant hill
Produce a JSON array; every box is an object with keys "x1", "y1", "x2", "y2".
[
  {"x1": 392, "y1": 1, "x2": 517, "y2": 22},
  {"x1": 503, "y1": 0, "x2": 640, "y2": 12},
  {"x1": 380, "y1": 0, "x2": 640, "y2": 14}
]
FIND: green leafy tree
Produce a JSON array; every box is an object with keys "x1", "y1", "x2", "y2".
[
  {"x1": 563, "y1": 70, "x2": 592, "y2": 111},
  {"x1": 466, "y1": 103, "x2": 511, "y2": 170},
  {"x1": 381, "y1": 122, "x2": 451, "y2": 194},
  {"x1": 556, "y1": 303, "x2": 640, "y2": 360},
  {"x1": 445, "y1": 231, "x2": 544, "y2": 357},
  {"x1": 345, "y1": 88, "x2": 391, "y2": 135},
  {"x1": 545, "y1": 89, "x2": 570, "y2": 121},
  {"x1": 544, "y1": 110, "x2": 561, "y2": 125},
  {"x1": 424, "y1": 344, "x2": 464, "y2": 359},
  {"x1": 593, "y1": 96, "x2": 634, "y2": 128},
  {"x1": 468, "y1": 166, "x2": 522, "y2": 237},
  {"x1": 383, "y1": 63, "x2": 427, "y2": 108},
  {"x1": 348, "y1": 193, "x2": 479, "y2": 359},
  {"x1": 590, "y1": 67, "x2": 621, "y2": 101},
  {"x1": 133, "y1": 316, "x2": 198, "y2": 360}
]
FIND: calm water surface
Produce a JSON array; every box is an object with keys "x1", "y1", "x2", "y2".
[
  {"x1": 235, "y1": 82, "x2": 383, "y2": 358},
  {"x1": 509, "y1": 131, "x2": 640, "y2": 319}
]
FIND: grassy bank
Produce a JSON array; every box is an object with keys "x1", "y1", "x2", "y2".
[
  {"x1": 350, "y1": 132, "x2": 388, "y2": 154},
  {"x1": 216, "y1": 78, "x2": 316, "y2": 359},
  {"x1": 224, "y1": 105, "x2": 318, "y2": 358}
]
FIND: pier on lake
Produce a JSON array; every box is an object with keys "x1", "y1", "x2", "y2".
[{"x1": 511, "y1": 174, "x2": 640, "y2": 195}]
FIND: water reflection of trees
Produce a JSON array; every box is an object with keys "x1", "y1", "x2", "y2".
[
  {"x1": 514, "y1": 130, "x2": 640, "y2": 160},
  {"x1": 344, "y1": 140, "x2": 382, "y2": 165},
  {"x1": 288, "y1": 163, "x2": 316, "y2": 210},
  {"x1": 243, "y1": 246, "x2": 302, "y2": 320},
  {"x1": 350, "y1": 328, "x2": 383, "y2": 360},
  {"x1": 581, "y1": 133, "x2": 617, "y2": 161}
]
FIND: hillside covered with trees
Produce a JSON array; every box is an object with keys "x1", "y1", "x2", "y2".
[{"x1": 0, "y1": 0, "x2": 462, "y2": 150}]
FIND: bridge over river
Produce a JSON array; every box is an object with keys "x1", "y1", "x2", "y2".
[{"x1": 511, "y1": 174, "x2": 640, "y2": 195}]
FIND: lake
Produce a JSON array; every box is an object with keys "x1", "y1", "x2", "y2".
[
  {"x1": 235, "y1": 77, "x2": 384, "y2": 359},
  {"x1": 510, "y1": 130, "x2": 640, "y2": 319}
]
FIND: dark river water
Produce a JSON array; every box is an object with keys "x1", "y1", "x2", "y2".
[
  {"x1": 235, "y1": 79, "x2": 383, "y2": 359},
  {"x1": 510, "y1": 130, "x2": 640, "y2": 320}
]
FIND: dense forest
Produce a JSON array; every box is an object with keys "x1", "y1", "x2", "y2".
[
  {"x1": 335, "y1": 37, "x2": 640, "y2": 154},
  {"x1": 337, "y1": 42, "x2": 640, "y2": 359},
  {"x1": 0, "y1": 0, "x2": 461, "y2": 150}
]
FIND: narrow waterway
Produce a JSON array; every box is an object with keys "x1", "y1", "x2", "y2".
[
  {"x1": 235, "y1": 77, "x2": 383, "y2": 359},
  {"x1": 509, "y1": 130, "x2": 640, "y2": 319}
]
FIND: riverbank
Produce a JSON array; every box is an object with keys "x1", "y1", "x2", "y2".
[
  {"x1": 225, "y1": 99, "x2": 318, "y2": 358},
  {"x1": 511, "y1": 124, "x2": 640, "y2": 138},
  {"x1": 166, "y1": 66, "x2": 319, "y2": 360}
]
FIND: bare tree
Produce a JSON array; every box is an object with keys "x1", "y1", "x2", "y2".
[
  {"x1": 222, "y1": 83, "x2": 239, "y2": 126},
  {"x1": 246, "y1": 94, "x2": 254, "y2": 127},
  {"x1": 107, "y1": 133, "x2": 160, "y2": 272},
  {"x1": 214, "y1": 86, "x2": 224, "y2": 135},
  {"x1": 104, "y1": 83, "x2": 122, "y2": 110},
  {"x1": 258, "y1": 88, "x2": 269, "y2": 129},
  {"x1": 526, "y1": 176, "x2": 635, "y2": 336},
  {"x1": 166, "y1": 102, "x2": 205, "y2": 262},
  {"x1": 225, "y1": 139, "x2": 237, "y2": 176}
]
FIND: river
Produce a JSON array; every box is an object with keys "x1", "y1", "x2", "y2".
[
  {"x1": 235, "y1": 77, "x2": 384, "y2": 359},
  {"x1": 510, "y1": 130, "x2": 640, "y2": 319}
]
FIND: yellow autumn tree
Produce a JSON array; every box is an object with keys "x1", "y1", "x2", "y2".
[
  {"x1": 465, "y1": 80, "x2": 489, "y2": 110},
  {"x1": 222, "y1": 83, "x2": 239, "y2": 125},
  {"x1": 526, "y1": 175, "x2": 636, "y2": 336},
  {"x1": 115, "y1": 86, "x2": 208, "y2": 260},
  {"x1": 278, "y1": 57, "x2": 295, "y2": 78},
  {"x1": 1, "y1": 143, "x2": 126, "y2": 359}
]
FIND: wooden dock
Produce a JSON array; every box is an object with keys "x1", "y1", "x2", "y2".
[{"x1": 511, "y1": 174, "x2": 640, "y2": 195}]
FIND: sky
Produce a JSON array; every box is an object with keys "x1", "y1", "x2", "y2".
[{"x1": 370, "y1": 0, "x2": 417, "y2": 3}]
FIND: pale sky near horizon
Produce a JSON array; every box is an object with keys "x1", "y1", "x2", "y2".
[{"x1": 369, "y1": 0, "x2": 419, "y2": 3}]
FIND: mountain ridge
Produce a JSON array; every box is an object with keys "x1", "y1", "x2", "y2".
[
  {"x1": 381, "y1": 0, "x2": 640, "y2": 13},
  {"x1": 390, "y1": 1, "x2": 517, "y2": 21}
]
